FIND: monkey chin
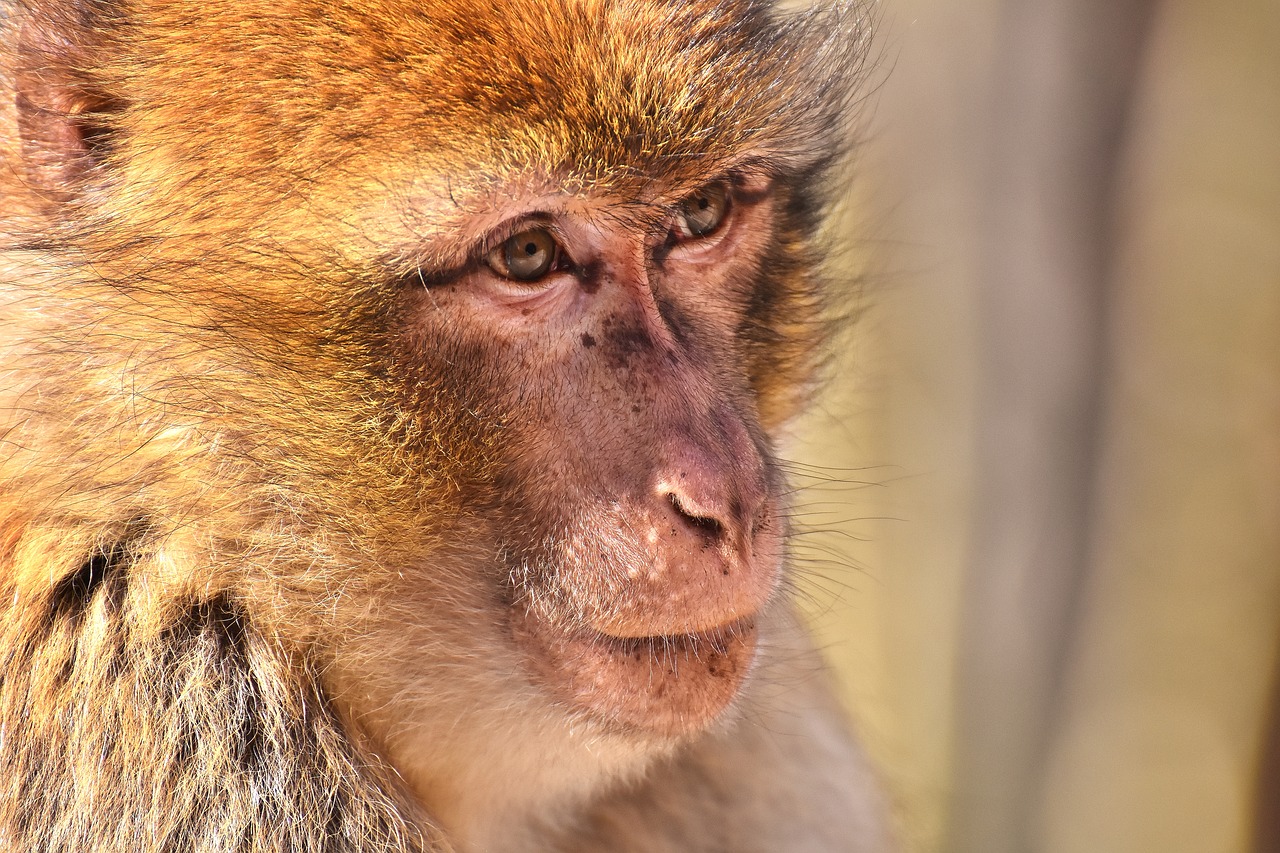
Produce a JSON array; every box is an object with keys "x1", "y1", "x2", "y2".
[{"x1": 512, "y1": 608, "x2": 760, "y2": 740}]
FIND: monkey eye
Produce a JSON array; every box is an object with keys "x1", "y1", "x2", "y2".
[
  {"x1": 487, "y1": 228, "x2": 562, "y2": 282},
  {"x1": 674, "y1": 182, "x2": 730, "y2": 240}
]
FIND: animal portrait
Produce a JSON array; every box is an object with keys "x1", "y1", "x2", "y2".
[{"x1": 0, "y1": 1, "x2": 894, "y2": 850}]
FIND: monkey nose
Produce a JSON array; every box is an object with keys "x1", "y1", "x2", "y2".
[
  {"x1": 659, "y1": 482, "x2": 742, "y2": 556},
  {"x1": 580, "y1": 438, "x2": 780, "y2": 640},
  {"x1": 654, "y1": 443, "x2": 770, "y2": 561}
]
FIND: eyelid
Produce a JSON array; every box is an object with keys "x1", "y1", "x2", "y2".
[
  {"x1": 705, "y1": 169, "x2": 775, "y2": 206},
  {"x1": 477, "y1": 214, "x2": 563, "y2": 262}
]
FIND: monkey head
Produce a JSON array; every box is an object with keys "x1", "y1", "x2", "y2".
[{"x1": 1, "y1": 0, "x2": 864, "y2": 841}]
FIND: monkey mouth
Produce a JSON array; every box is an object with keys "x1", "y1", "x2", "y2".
[{"x1": 512, "y1": 609, "x2": 760, "y2": 739}]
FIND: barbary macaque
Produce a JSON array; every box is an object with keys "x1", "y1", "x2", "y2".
[{"x1": 0, "y1": 0, "x2": 894, "y2": 850}]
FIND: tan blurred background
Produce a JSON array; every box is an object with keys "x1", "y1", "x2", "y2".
[{"x1": 790, "y1": 1, "x2": 1280, "y2": 851}]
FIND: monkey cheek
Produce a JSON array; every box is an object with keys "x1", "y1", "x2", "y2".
[{"x1": 511, "y1": 611, "x2": 759, "y2": 739}]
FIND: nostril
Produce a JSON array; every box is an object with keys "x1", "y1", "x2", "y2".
[{"x1": 667, "y1": 492, "x2": 725, "y2": 542}]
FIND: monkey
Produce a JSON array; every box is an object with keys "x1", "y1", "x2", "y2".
[{"x1": 0, "y1": 0, "x2": 895, "y2": 850}]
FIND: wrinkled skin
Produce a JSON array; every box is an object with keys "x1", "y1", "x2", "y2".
[{"x1": 0, "y1": 1, "x2": 896, "y2": 850}]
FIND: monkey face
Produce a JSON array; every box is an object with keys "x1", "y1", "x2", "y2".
[
  {"x1": 1, "y1": 0, "x2": 863, "y2": 836},
  {"x1": 388, "y1": 175, "x2": 786, "y2": 738}
]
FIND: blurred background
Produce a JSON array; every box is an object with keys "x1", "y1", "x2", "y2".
[{"x1": 789, "y1": 1, "x2": 1280, "y2": 851}]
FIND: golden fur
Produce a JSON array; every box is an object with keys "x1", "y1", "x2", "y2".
[{"x1": 0, "y1": 1, "x2": 891, "y2": 850}]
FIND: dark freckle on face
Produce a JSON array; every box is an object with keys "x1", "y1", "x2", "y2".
[
  {"x1": 581, "y1": 332, "x2": 596, "y2": 348},
  {"x1": 607, "y1": 324, "x2": 651, "y2": 358},
  {"x1": 578, "y1": 261, "x2": 602, "y2": 294}
]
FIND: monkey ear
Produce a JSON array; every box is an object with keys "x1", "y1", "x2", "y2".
[{"x1": 11, "y1": 2, "x2": 125, "y2": 198}]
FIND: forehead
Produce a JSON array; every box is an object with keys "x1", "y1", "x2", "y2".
[
  {"x1": 135, "y1": 0, "x2": 847, "y2": 191},
  {"x1": 388, "y1": 0, "x2": 777, "y2": 180}
]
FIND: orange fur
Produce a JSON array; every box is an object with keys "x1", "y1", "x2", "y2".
[{"x1": 0, "y1": 1, "x2": 890, "y2": 850}]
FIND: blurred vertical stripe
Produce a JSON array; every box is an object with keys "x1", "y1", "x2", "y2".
[{"x1": 797, "y1": 0, "x2": 1280, "y2": 850}]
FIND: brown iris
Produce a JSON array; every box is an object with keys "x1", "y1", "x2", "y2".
[
  {"x1": 675, "y1": 183, "x2": 729, "y2": 239},
  {"x1": 488, "y1": 228, "x2": 559, "y2": 282}
]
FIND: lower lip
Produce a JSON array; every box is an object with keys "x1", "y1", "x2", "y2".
[{"x1": 513, "y1": 612, "x2": 759, "y2": 738}]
